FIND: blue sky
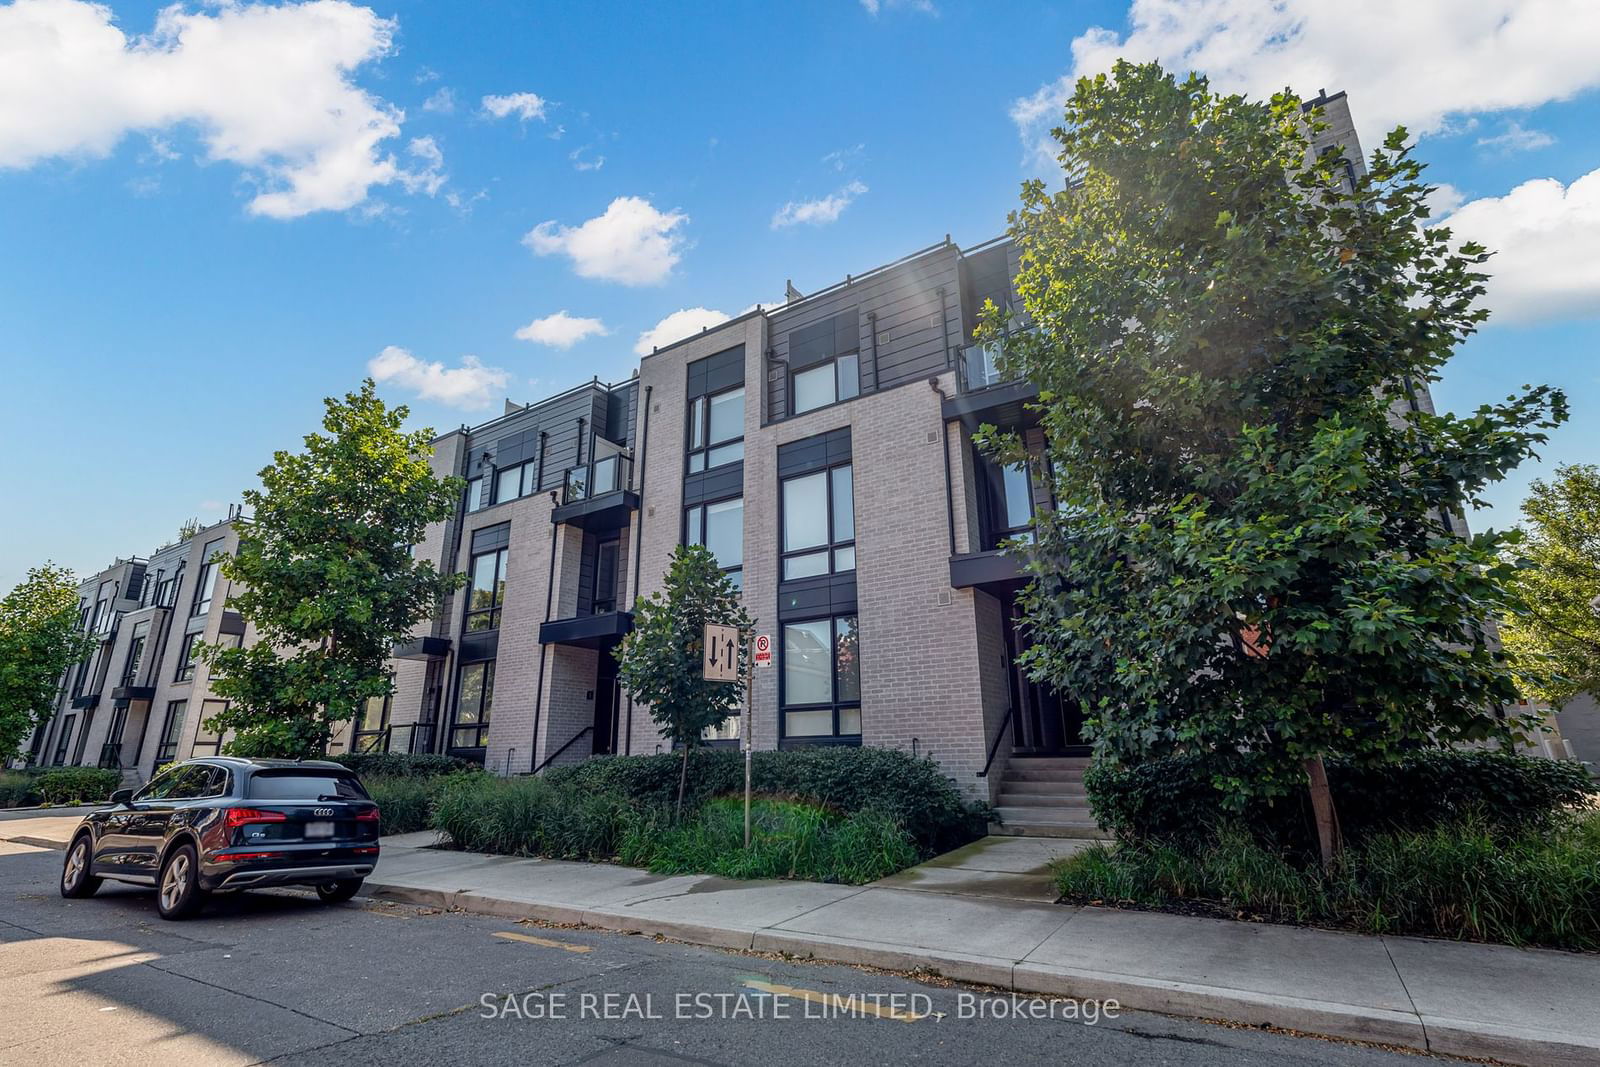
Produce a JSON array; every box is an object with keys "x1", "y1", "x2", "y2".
[{"x1": 1, "y1": 0, "x2": 1596, "y2": 593}]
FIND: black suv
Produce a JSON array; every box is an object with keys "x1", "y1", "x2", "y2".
[{"x1": 59, "y1": 757, "x2": 381, "y2": 920}]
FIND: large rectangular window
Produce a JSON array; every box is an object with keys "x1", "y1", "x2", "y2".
[
  {"x1": 53, "y1": 715, "x2": 76, "y2": 765},
  {"x1": 781, "y1": 464, "x2": 854, "y2": 580},
  {"x1": 781, "y1": 615, "x2": 861, "y2": 740},
  {"x1": 121, "y1": 620, "x2": 150, "y2": 686},
  {"x1": 174, "y1": 631, "x2": 202, "y2": 682},
  {"x1": 354, "y1": 691, "x2": 391, "y2": 753},
  {"x1": 451, "y1": 661, "x2": 494, "y2": 749},
  {"x1": 464, "y1": 546, "x2": 509, "y2": 632},
  {"x1": 787, "y1": 311, "x2": 860, "y2": 416},
  {"x1": 494, "y1": 461, "x2": 535, "y2": 505},
  {"x1": 687, "y1": 386, "x2": 744, "y2": 473},
  {"x1": 685, "y1": 497, "x2": 743, "y2": 589},
  {"x1": 154, "y1": 701, "x2": 186, "y2": 767},
  {"x1": 191, "y1": 538, "x2": 224, "y2": 617},
  {"x1": 791, "y1": 357, "x2": 858, "y2": 415}
]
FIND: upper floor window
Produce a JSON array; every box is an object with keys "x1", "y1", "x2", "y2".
[
  {"x1": 781, "y1": 464, "x2": 854, "y2": 580},
  {"x1": 495, "y1": 461, "x2": 536, "y2": 505},
  {"x1": 465, "y1": 546, "x2": 509, "y2": 632},
  {"x1": 685, "y1": 497, "x2": 743, "y2": 590},
  {"x1": 465, "y1": 476, "x2": 485, "y2": 513},
  {"x1": 191, "y1": 538, "x2": 224, "y2": 617},
  {"x1": 688, "y1": 386, "x2": 744, "y2": 473},
  {"x1": 792, "y1": 355, "x2": 858, "y2": 415},
  {"x1": 175, "y1": 631, "x2": 202, "y2": 682},
  {"x1": 121, "y1": 620, "x2": 150, "y2": 686}
]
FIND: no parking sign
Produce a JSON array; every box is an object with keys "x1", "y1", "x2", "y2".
[{"x1": 752, "y1": 633, "x2": 772, "y2": 668}]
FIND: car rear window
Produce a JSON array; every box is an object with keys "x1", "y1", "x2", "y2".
[{"x1": 247, "y1": 772, "x2": 369, "y2": 801}]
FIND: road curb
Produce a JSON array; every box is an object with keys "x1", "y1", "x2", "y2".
[
  {"x1": 1, "y1": 834, "x2": 68, "y2": 850},
  {"x1": 363, "y1": 875, "x2": 1596, "y2": 1066}
]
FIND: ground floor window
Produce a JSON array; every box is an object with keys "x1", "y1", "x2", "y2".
[
  {"x1": 354, "y1": 691, "x2": 392, "y2": 753},
  {"x1": 781, "y1": 615, "x2": 860, "y2": 740},
  {"x1": 154, "y1": 700, "x2": 186, "y2": 767},
  {"x1": 52, "y1": 715, "x2": 76, "y2": 765},
  {"x1": 451, "y1": 661, "x2": 494, "y2": 749}
]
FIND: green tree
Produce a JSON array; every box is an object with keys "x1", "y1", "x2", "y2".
[
  {"x1": 616, "y1": 544, "x2": 754, "y2": 818},
  {"x1": 0, "y1": 565, "x2": 94, "y2": 763},
  {"x1": 1501, "y1": 464, "x2": 1600, "y2": 708},
  {"x1": 198, "y1": 380, "x2": 465, "y2": 758},
  {"x1": 986, "y1": 61, "x2": 1566, "y2": 864}
]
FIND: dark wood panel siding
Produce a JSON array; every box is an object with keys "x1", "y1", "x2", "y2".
[
  {"x1": 765, "y1": 245, "x2": 961, "y2": 422},
  {"x1": 465, "y1": 386, "x2": 613, "y2": 495}
]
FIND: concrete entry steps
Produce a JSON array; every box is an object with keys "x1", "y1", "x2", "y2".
[{"x1": 990, "y1": 755, "x2": 1104, "y2": 839}]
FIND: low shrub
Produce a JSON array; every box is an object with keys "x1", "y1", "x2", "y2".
[
  {"x1": 1085, "y1": 749, "x2": 1597, "y2": 849},
  {"x1": 0, "y1": 771, "x2": 42, "y2": 808},
  {"x1": 544, "y1": 747, "x2": 989, "y2": 856},
  {"x1": 430, "y1": 774, "x2": 636, "y2": 861},
  {"x1": 33, "y1": 767, "x2": 121, "y2": 805},
  {"x1": 1055, "y1": 814, "x2": 1600, "y2": 950},
  {"x1": 332, "y1": 752, "x2": 481, "y2": 779},
  {"x1": 638, "y1": 796, "x2": 919, "y2": 885},
  {"x1": 363, "y1": 775, "x2": 446, "y2": 836}
]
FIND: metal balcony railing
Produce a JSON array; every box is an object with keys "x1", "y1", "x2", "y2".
[
  {"x1": 957, "y1": 340, "x2": 1011, "y2": 393},
  {"x1": 561, "y1": 453, "x2": 633, "y2": 505}
]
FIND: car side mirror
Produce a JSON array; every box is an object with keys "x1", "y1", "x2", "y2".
[{"x1": 110, "y1": 789, "x2": 134, "y2": 807}]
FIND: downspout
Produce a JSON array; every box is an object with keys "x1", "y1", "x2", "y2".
[
  {"x1": 928, "y1": 379, "x2": 958, "y2": 557},
  {"x1": 866, "y1": 311, "x2": 879, "y2": 391},
  {"x1": 625, "y1": 384, "x2": 652, "y2": 756},
  {"x1": 530, "y1": 491, "x2": 560, "y2": 772},
  {"x1": 937, "y1": 286, "x2": 953, "y2": 369}
]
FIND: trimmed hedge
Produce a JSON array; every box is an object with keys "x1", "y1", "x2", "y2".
[
  {"x1": 543, "y1": 746, "x2": 990, "y2": 857},
  {"x1": 1086, "y1": 749, "x2": 1598, "y2": 849},
  {"x1": 33, "y1": 767, "x2": 122, "y2": 805},
  {"x1": 331, "y1": 752, "x2": 481, "y2": 779}
]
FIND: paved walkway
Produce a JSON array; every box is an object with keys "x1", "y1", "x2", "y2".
[{"x1": 7, "y1": 815, "x2": 1597, "y2": 1065}]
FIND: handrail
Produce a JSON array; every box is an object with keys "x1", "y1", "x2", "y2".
[
  {"x1": 533, "y1": 726, "x2": 593, "y2": 774},
  {"x1": 976, "y1": 709, "x2": 1016, "y2": 778}
]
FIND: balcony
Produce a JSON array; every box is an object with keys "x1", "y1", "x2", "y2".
[
  {"x1": 551, "y1": 452, "x2": 639, "y2": 532},
  {"x1": 943, "y1": 340, "x2": 1039, "y2": 425}
]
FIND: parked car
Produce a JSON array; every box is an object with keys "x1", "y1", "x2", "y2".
[{"x1": 58, "y1": 756, "x2": 381, "y2": 920}]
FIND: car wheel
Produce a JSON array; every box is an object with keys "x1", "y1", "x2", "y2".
[
  {"x1": 315, "y1": 878, "x2": 363, "y2": 904},
  {"x1": 60, "y1": 834, "x2": 102, "y2": 899},
  {"x1": 157, "y1": 844, "x2": 204, "y2": 920}
]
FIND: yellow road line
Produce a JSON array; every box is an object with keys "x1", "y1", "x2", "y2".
[
  {"x1": 739, "y1": 978, "x2": 932, "y2": 1022},
  {"x1": 494, "y1": 931, "x2": 592, "y2": 954}
]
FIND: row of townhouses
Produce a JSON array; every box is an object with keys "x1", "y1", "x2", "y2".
[{"x1": 26, "y1": 93, "x2": 1577, "y2": 804}]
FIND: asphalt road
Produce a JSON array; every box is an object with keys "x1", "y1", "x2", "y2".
[{"x1": 0, "y1": 839, "x2": 1437, "y2": 1066}]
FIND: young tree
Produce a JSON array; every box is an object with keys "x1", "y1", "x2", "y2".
[
  {"x1": 987, "y1": 61, "x2": 1566, "y2": 865},
  {"x1": 616, "y1": 544, "x2": 754, "y2": 818},
  {"x1": 198, "y1": 380, "x2": 465, "y2": 758},
  {"x1": 0, "y1": 565, "x2": 95, "y2": 763},
  {"x1": 1501, "y1": 464, "x2": 1600, "y2": 708}
]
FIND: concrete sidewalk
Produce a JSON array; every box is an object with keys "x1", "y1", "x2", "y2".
[{"x1": 6, "y1": 813, "x2": 1597, "y2": 1065}]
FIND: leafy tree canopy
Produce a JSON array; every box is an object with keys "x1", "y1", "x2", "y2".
[
  {"x1": 1501, "y1": 464, "x2": 1600, "y2": 708},
  {"x1": 986, "y1": 61, "x2": 1566, "y2": 816},
  {"x1": 198, "y1": 380, "x2": 465, "y2": 758},
  {"x1": 0, "y1": 564, "x2": 94, "y2": 763}
]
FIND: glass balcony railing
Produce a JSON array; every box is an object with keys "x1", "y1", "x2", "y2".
[
  {"x1": 959, "y1": 340, "x2": 1011, "y2": 392},
  {"x1": 561, "y1": 453, "x2": 633, "y2": 505}
]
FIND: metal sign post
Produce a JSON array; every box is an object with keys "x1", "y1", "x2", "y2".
[{"x1": 746, "y1": 634, "x2": 771, "y2": 849}]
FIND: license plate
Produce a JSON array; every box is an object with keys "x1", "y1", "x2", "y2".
[{"x1": 305, "y1": 821, "x2": 334, "y2": 839}]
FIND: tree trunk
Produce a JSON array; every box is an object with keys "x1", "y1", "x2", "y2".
[
  {"x1": 676, "y1": 745, "x2": 690, "y2": 823},
  {"x1": 1304, "y1": 755, "x2": 1342, "y2": 869}
]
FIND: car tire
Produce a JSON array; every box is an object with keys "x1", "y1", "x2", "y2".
[
  {"x1": 157, "y1": 844, "x2": 204, "y2": 920},
  {"x1": 60, "y1": 834, "x2": 102, "y2": 899},
  {"x1": 315, "y1": 878, "x2": 363, "y2": 904}
]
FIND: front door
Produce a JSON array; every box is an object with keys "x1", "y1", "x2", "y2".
[{"x1": 1003, "y1": 597, "x2": 1089, "y2": 755}]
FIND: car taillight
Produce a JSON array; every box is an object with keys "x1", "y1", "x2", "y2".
[
  {"x1": 224, "y1": 808, "x2": 289, "y2": 829},
  {"x1": 356, "y1": 808, "x2": 380, "y2": 822}
]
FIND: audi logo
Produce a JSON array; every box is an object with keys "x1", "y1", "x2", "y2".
[{"x1": 313, "y1": 808, "x2": 335, "y2": 817}]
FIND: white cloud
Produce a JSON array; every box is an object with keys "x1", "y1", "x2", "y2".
[
  {"x1": 569, "y1": 145, "x2": 604, "y2": 171},
  {"x1": 1425, "y1": 183, "x2": 1465, "y2": 218},
  {"x1": 860, "y1": 0, "x2": 936, "y2": 15},
  {"x1": 422, "y1": 86, "x2": 456, "y2": 114},
  {"x1": 1435, "y1": 168, "x2": 1600, "y2": 325},
  {"x1": 515, "y1": 311, "x2": 609, "y2": 349},
  {"x1": 0, "y1": 0, "x2": 431, "y2": 218},
  {"x1": 482, "y1": 92, "x2": 547, "y2": 122},
  {"x1": 771, "y1": 180, "x2": 868, "y2": 229},
  {"x1": 367, "y1": 346, "x2": 509, "y2": 409},
  {"x1": 397, "y1": 136, "x2": 445, "y2": 197},
  {"x1": 822, "y1": 143, "x2": 865, "y2": 172},
  {"x1": 1476, "y1": 120, "x2": 1556, "y2": 155},
  {"x1": 634, "y1": 308, "x2": 731, "y2": 355},
  {"x1": 524, "y1": 196, "x2": 688, "y2": 285},
  {"x1": 1011, "y1": 0, "x2": 1600, "y2": 168}
]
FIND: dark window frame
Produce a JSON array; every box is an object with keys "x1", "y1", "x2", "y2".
[
  {"x1": 779, "y1": 461, "x2": 855, "y2": 582},
  {"x1": 354, "y1": 690, "x2": 392, "y2": 753},
  {"x1": 121, "y1": 620, "x2": 150, "y2": 687},
  {"x1": 591, "y1": 535, "x2": 621, "y2": 614},
  {"x1": 683, "y1": 494, "x2": 744, "y2": 589},
  {"x1": 174, "y1": 631, "x2": 201, "y2": 682},
  {"x1": 154, "y1": 700, "x2": 187, "y2": 767},
  {"x1": 686, "y1": 385, "x2": 745, "y2": 474},
  {"x1": 778, "y1": 613, "x2": 861, "y2": 742},
  {"x1": 789, "y1": 351, "x2": 860, "y2": 417},
  {"x1": 493, "y1": 460, "x2": 536, "y2": 505},
  {"x1": 450, "y1": 660, "x2": 494, "y2": 750},
  {"x1": 52, "y1": 714, "x2": 76, "y2": 765},
  {"x1": 463, "y1": 545, "x2": 510, "y2": 633},
  {"x1": 190, "y1": 538, "x2": 224, "y2": 618}
]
